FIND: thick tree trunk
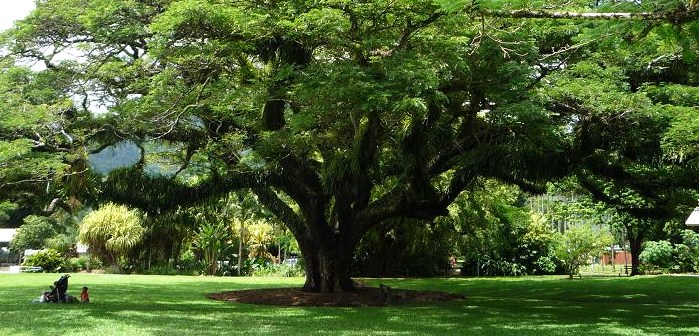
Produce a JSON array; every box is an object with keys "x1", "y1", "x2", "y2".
[
  {"x1": 628, "y1": 236, "x2": 643, "y2": 276},
  {"x1": 251, "y1": 187, "x2": 356, "y2": 292},
  {"x1": 299, "y1": 239, "x2": 355, "y2": 292},
  {"x1": 626, "y1": 226, "x2": 644, "y2": 276}
]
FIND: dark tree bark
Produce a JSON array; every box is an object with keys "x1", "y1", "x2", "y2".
[
  {"x1": 299, "y1": 237, "x2": 355, "y2": 292},
  {"x1": 263, "y1": 99, "x2": 287, "y2": 131},
  {"x1": 625, "y1": 225, "x2": 644, "y2": 276}
]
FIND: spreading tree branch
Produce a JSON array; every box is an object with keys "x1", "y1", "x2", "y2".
[{"x1": 482, "y1": 8, "x2": 698, "y2": 24}]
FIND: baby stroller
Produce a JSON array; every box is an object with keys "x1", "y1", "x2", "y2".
[{"x1": 45, "y1": 274, "x2": 70, "y2": 303}]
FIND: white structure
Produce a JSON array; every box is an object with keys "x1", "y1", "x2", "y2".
[
  {"x1": 23, "y1": 249, "x2": 43, "y2": 258},
  {"x1": 0, "y1": 229, "x2": 18, "y2": 270},
  {"x1": 686, "y1": 207, "x2": 699, "y2": 227},
  {"x1": 0, "y1": 229, "x2": 17, "y2": 246},
  {"x1": 76, "y1": 243, "x2": 89, "y2": 255}
]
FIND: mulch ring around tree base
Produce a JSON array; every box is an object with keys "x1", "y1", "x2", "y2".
[{"x1": 207, "y1": 287, "x2": 466, "y2": 307}]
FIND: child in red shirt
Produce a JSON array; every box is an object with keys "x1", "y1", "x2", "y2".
[{"x1": 80, "y1": 286, "x2": 90, "y2": 303}]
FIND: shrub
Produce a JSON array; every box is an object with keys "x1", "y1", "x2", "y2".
[
  {"x1": 79, "y1": 203, "x2": 145, "y2": 268},
  {"x1": 641, "y1": 231, "x2": 699, "y2": 274},
  {"x1": 140, "y1": 258, "x2": 203, "y2": 276},
  {"x1": 64, "y1": 256, "x2": 92, "y2": 272},
  {"x1": 252, "y1": 262, "x2": 304, "y2": 277},
  {"x1": 85, "y1": 258, "x2": 103, "y2": 271},
  {"x1": 221, "y1": 257, "x2": 263, "y2": 276},
  {"x1": 104, "y1": 265, "x2": 122, "y2": 274},
  {"x1": 142, "y1": 265, "x2": 187, "y2": 276},
  {"x1": 217, "y1": 260, "x2": 241, "y2": 276},
  {"x1": 175, "y1": 250, "x2": 206, "y2": 275},
  {"x1": 9, "y1": 216, "x2": 57, "y2": 253},
  {"x1": 680, "y1": 230, "x2": 699, "y2": 272},
  {"x1": 674, "y1": 244, "x2": 696, "y2": 273},
  {"x1": 462, "y1": 256, "x2": 526, "y2": 276},
  {"x1": 23, "y1": 249, "x2": 65, "y2": 272},
  {"x1": 555, "y1": 224, "x2": 614, "y2": 279},
  {"x1": 640, "y1": 240, "x2": 674, "y2": 272}
]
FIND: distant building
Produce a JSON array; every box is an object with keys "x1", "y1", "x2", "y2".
[
  {"x1": 0, "y1": 229, "x2": 17, "y2": 247},
  {"x1": 0, "y1": 229, "x2": 18, "y2": 266},
  {"x1": 601, "y1": 249, "x2": 632, "y2": 266}
]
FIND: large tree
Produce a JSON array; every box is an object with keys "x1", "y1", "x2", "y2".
[
  {"x1": 3, "y1": 0, "x2": 697, "y2": 291},
  {"x1": 5, "y1": 0, "x2": 569, "y2": 291},
  {"x1": 534, "y1": 1, "x2": 699, "y2": 274}
]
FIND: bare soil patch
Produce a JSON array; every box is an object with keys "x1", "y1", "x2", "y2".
[{"x1": 208, "y1": 287, "x2": 465, "y2": 307}]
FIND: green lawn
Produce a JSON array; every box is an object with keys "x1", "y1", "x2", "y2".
[{"x1": 0, "y1": 273, "x2": 697, "y2": 335}]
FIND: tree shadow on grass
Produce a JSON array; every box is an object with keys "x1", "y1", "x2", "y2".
[{"x1": 208, "y1": 287, "x2": 466, "y2": 307}]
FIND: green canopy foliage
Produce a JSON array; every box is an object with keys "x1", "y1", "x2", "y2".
[{"x1": 8, "y1": 215, "x2": 57, "y2": 253}]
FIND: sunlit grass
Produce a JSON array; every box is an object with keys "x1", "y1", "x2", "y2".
[{"x1": 0, "y1": 273, "x2": 697, "y2": 335}]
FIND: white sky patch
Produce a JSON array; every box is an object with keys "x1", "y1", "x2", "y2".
[{"x1": 0, "y1": 0, "x2": 35, "y2": 31}]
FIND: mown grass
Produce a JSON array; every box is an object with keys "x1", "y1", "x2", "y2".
[{"x1": 0, "y1": 273, "x2": 697, "y2": 335}]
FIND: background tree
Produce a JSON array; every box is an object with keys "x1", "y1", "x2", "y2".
[
  {"x1": 527, "y1": 1, "x2": 699, "y2": 273},
  {"x1": 0, "y1": 201, "x2": 19, "y2": 227},
  {"x1": 246, "y1": 221, "x2": 275, "y2": 261},
  {"x1": 273, "y1": 225, "x2": 300, "y2": 263},
  {"x1": 8, "y1": 215, "x2": 56, "y2": 253},
  {"x1": 228, "y1": 191, "x2": 267, "y2": 275},
  {"x1": 451, "y1": 179, "x2": 563, "y2": 276},
  {"x1": 555, "y1": 223, "x2": 613, "y2": 279},
  {"x1": 8, "y1": 207, "x2": 86, "y2": 269},
  {"x1": 191, "y1": 221, "x2": 232, "y2": 276},
  {"x1": 139, "y1": 208, "x2": 198, "y2": 271},
  {"x1": 78, "y1": 203, "x2": 145, "y2": 270},
  {"x1": 353, "y1": 217, "x2": 457, "y2": 277},
  {"x1": 43, "y1": 207, "x2": 85, "y2": 257}
]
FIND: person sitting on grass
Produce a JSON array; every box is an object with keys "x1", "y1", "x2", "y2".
[{"x1": 80, "y1": 286, "x2": 90, "y2": 303}]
